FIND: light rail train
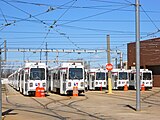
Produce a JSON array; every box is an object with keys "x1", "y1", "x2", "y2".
[
  {"x1": 111, "y1": 69, "x2": 130, "y2": 89},
  {"x1": 48, "y1": 61, "x2": 85, "y2": 95},
  {"x1": 88, "y1": 68, "x2": 107, "y2": 90},
  {"x1": 8, "y1": 62, "x2": 48, "y2": 95},
  {"x1": 129, "y1": 69, "x2": 153, "y2": 90}
]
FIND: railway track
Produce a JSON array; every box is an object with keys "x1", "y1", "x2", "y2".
[
  {"x1": 3, "y1": 85, "x2": 116, "y2": 120},
  {"x1": 87, "y1": 90, "x2": 160, "y2": 106},
  {"x1": 3, "y1": 84, "x2": 160, "y2": 120},
  {"x1": 141, "y1": 89, "x2": 160, "y2": 106}
]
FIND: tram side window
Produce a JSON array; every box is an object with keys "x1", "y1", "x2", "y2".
[
  {"x1": 21, "y1": 71, "x2": 24, "y2": 81},
  {"x1": 46, "y1": 69, "x2": 48, "y2": 80},
  {"x1": 48, "y1": 74, "x2": 51, "y2": 80},
  {"x1": 25, "y1": 73, "x2": 29, "y2": 81},
  {"x1": 58, "y1": 71, "x2": 60, "y2": 80},
  {"x1": 18, "y1": 75, "x2": 20, "y2": 81},
  {"x1": 87, "y1": 74, "x2": 89, "y2": 81},
  {"x1": 130, "y1": 73, "x2": 134, "y2": 81},
  {"x1": 65, "y1": 74, "x2": 67, "y2": 79},
  {"x1": 84, "y1": 71, "x2": 86, "y2": 80},
  {"x1": 92, "y1": 75, "x2": 95, "y2": 81},
  {"x1": 53, "y1": 73, "x2": 55, "y2": 80},
  {"x1": 63, "y1": 73, "x2": 67, "y2": 80},
  {"x1": 15, "y1": 74, "x2": 17, "y2": 80},
  {"x1": 55, "y1": 73, "x2": 58, "y2": 80}
]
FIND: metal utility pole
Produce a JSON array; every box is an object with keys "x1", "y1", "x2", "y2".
[
  {"x1": 0, "y1": 48, "x2": 2, "y2": 120},
  {"x1": 135, "y1": 0, "x2": 141, "y2": 111},
  {"x1": 115, "y1": 58, "x2": 117, "y2": 68},
  {"x1": 40, "y1": 51, "x2": 42, "y2": 63},
  {"x1": 107, "y1": 35, "x2": 112, "y2": 94},
  {"x1": 56, "y1": 50, "x2": 59, "y2": 64},
  {"x1": 120, "y1": 51, "x2": 123, "y2": 69},
  {"x1": 45, "y1": 42, "x2": 48, "y2": 65}
]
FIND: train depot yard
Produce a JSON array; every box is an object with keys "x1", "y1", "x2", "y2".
[
  {"x1": 1, "y1": 1, "x2": 160, "y2": 120},
  {"x1": 2, "y1": 84, "x2": 160, "y2": 120}
]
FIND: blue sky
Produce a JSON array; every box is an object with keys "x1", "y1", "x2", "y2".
[{"x1": 0, "y1": 0, "x2": 160, "y2": 68}]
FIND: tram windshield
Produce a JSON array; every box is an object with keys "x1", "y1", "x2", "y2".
[
  {"x1": 30, "y1": 68, "x2": 45, "y2": 80},
  {"x1": 69, "y1": 68, "x2": 83, "y2": 80},
  {"x1": 143, "y1": 73, "x2": 151, "y2": 80},
  {"x1": 119, "y1": 72, "x2": 128, "y2": 80},
  {"x1": 96, "y1": 72, "x2": 105, "y2": 80}
]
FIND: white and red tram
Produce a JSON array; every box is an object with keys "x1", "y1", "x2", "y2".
[
  {"x1": 129, "y1": 69, "x2": 153, "y2": 90},
  {"x1": 49, "y1": 62, "x2": 85, "y2": 95},
  {"x1": 111, "y1": 69, "x2": 130, "y2": 89},
  {"x1": 88, "y1": 68, "x2": 107, "y2": 90},
  {"x1": 8, "y1": 62, "x2": 48, "y2": 95}
]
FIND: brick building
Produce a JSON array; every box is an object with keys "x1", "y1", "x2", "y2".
[{"x1": 127, "y1": 37, "x2": 160, "y2": 87}]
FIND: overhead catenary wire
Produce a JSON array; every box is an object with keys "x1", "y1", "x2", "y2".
[
  {"x1": 124, "y1": 0, "x2": 133, "y2": 4},
  {"x1": 2, "y1": 18, "x2": 160, "y2": 23},
  {"x1": 90, "y1": 0, "x2": 131, "y2": 5},
  {"x1": 57, "y1": 4, "x2": 133, "y2": 26},
  {"x1": 1, "y1": 0, "x2": 48, "y2": 26},
  {"x1": 44, "y1": 0, "x2": 77, "y2": 39},
  {"x1": 8, "y1": 0, "x2": 53, "y2": 7},
  {"x1": 15, "y1": 0, "x2": 79, "y2": 59},
  {"x1": 0, "y1": 8, "x2": 8, "y2": 24},
  {"x1": 140, "y1": 6, "x2": 160, "y2": 39},
  {"x1": 43, "y1": 0, "x2": 81, "y2": 54},
  {"x1": 57, "y1": 24, "x2": 135, "y2": 33},
  {"x1": 141, "y1": 6, "x2": 159, "y2": 31}
]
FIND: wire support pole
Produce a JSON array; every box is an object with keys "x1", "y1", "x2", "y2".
[
  {"x1": 107, "y1": 35, "x2": 112, "y2": 94},
  {"x1": 135, "y1": 0, "x2": 141, "y2": 111},
  {"x1": 45, "y1": 42, "x2": 48, "y2": 65}
]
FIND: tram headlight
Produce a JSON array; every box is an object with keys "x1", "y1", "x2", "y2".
[
  {"x1": 68, "y1": 82, "x2": 71, "y2": 87},
  {"x1": 104, "y1": 82, "x2": 106, "y2": 85},
  {"x1": 96, "y1": 82, "x2": 98, "y2": 85},
  {"x1": 81, "y1": 82, "x2": 84, "y2": 87},
  {"x1": 42, "y1": 83, "x2": 46, "y2": 87},
  {"x1": 118, "y1": 81, "x2": 121, "y2": 84},
  {"x1": 30, "y1": 83, "x2": 33, "y2": 87}
]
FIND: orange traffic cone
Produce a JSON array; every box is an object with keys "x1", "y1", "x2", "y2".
[
  {"x1": 124, "y1": 84, "x2": 128, "y2": 91},
  {"x1": 35, "y1": 86, "x2": 41, "y2": 97},
  {"x1": 73, "y1": 86, "x2": 78, "y2": 96},
  {"x1": 141, "y1": 84, "x2": 145, "y2": 91},
  {"x1": 40, "y1": 87, "x2": 45, "y2": 97}
]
